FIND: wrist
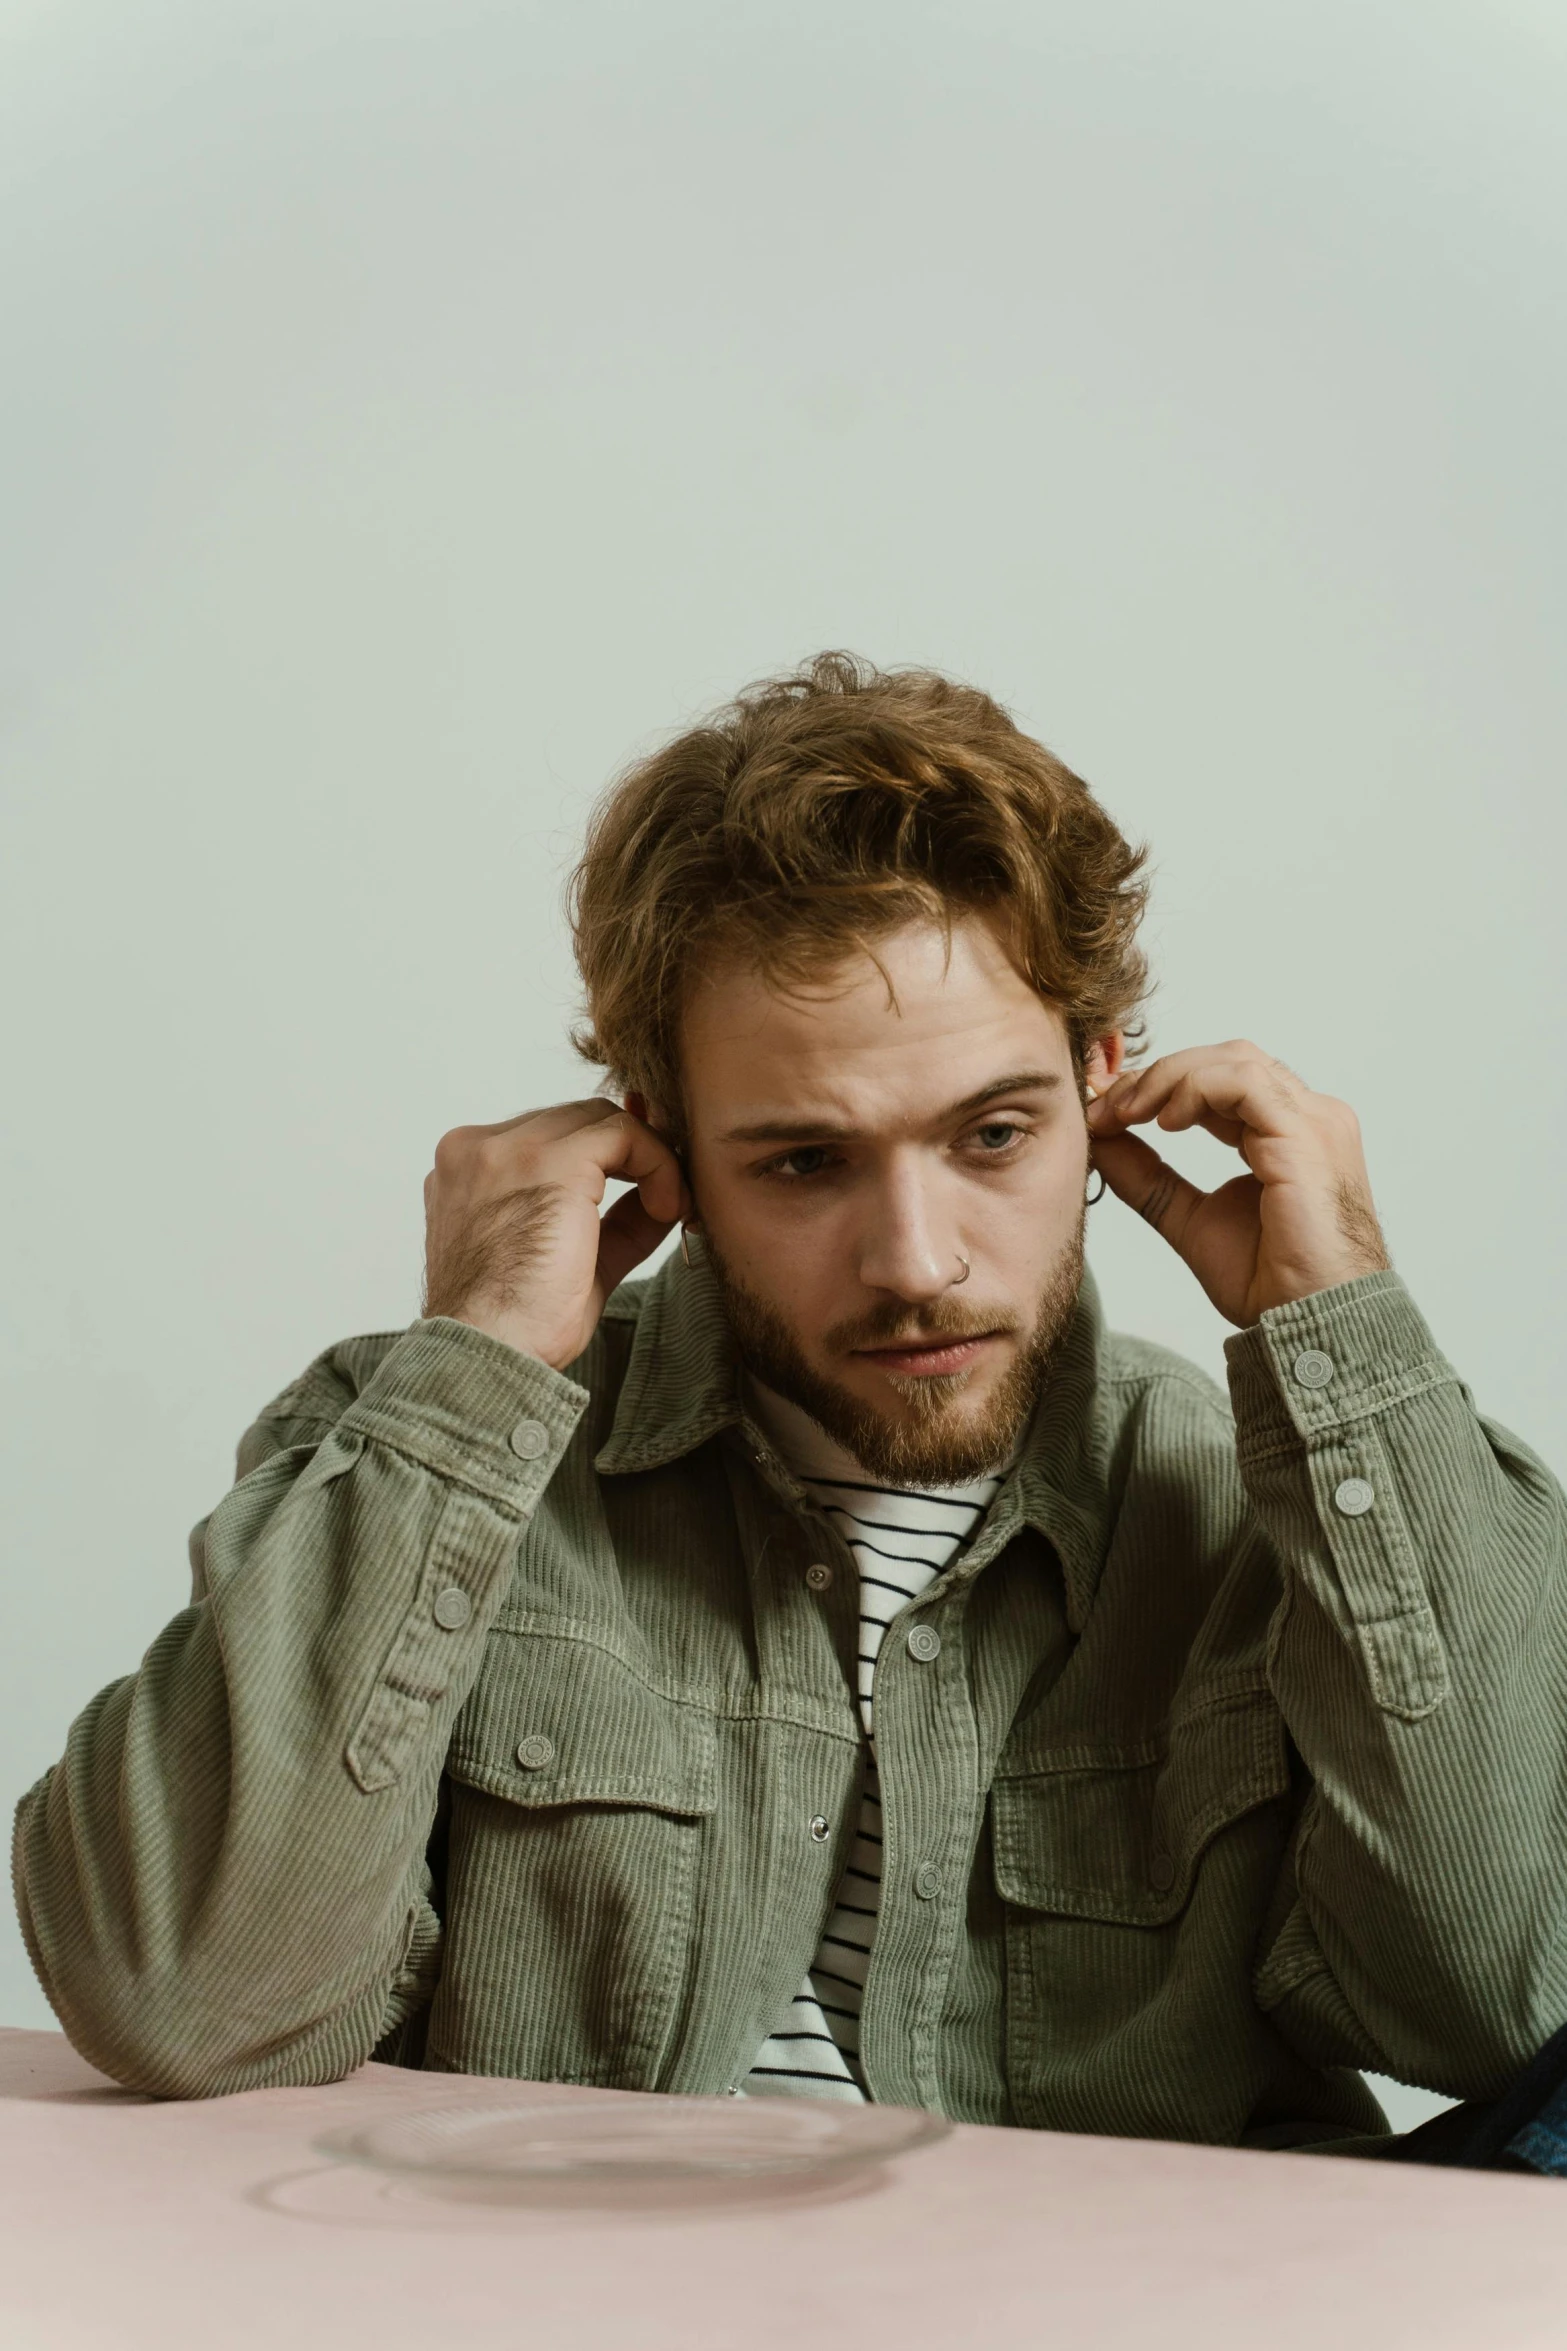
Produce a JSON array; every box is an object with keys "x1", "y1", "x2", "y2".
[
  {"x1": 1262, "y1": 1248, "x2": 1391, "y2": 1318},
  {"x1": 428, "y1": 1302, "x2": 569, "y2": 1370}
]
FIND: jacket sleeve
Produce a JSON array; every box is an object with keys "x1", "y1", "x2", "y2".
[
  {"x1": 1227, "y1": 1270, "x2": 1567, "y2": 2101},
  {"x1": 11, "y1": 1318, "x2": 586, "y2": 2097}
]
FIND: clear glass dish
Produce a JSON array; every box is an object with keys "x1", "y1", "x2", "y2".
[{"x1": 319, "y1": 2092, "x2": 950, "y2": 2189}]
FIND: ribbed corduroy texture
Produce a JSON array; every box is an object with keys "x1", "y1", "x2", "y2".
[{"x1": 13, "y1": 1258, "x2": 1567, "y2": 2144}]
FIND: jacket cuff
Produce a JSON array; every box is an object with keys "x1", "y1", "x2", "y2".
[
  {"x1": 337, "y1": 1316, "x2": 588, "y2": 1513},
  {"x1": 1224, "y1": 1271, "x2": 1458, "y2": 1466}
]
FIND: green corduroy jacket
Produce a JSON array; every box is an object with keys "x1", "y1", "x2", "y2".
[{"x1": 14, "y1": 1257, "x2": 1567, "y2": 2144}]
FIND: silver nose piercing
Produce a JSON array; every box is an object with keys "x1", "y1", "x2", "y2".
[{"x1": 953, "y1": 1252, "x2": 971, "y2": 1285}]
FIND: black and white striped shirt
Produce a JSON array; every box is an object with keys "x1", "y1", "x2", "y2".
[{"x1": 741, "y1": 1381, "x2": 1004, "y2": 2101}]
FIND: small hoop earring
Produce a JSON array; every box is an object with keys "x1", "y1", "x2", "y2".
[
  {"x1": 1086, "y1": 1169, "x2": 1107, "y2": 1207},
  {"x1": 680, "y1": 1222, "x2": 699, "y2": 1267},
  {"x1": 952, "y1": 1252, "x2": 971, "y2": 1285}
]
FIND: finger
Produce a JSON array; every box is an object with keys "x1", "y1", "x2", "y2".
[
  {"x1": 1189, "y1": 1108, "x2": 1248, "y2": 1149},
  {"x1": 1091, "y1": 1131, "x2": 1208, "y2": 1249},
  {"x1": 1087, "y1": 1044, "x2": 1222, "y2": 1124},
  {"x1": 572, "y1": 1110, "x2": 688, "y2": 1225},
  {"x1": 1087, "y1": 1058, "x2": 1249, "y2": 1149},
  {"x1": 482, "y1": 1098, "x2": 624, "y2": 1144},
  {"x1": 1089, "y1": 1045, "x2": 1302, "y2": 1141},
  {"x1": 1150, "y1": 1073, "x2": 1252, "y2": 1138},
  {"x1": 432, "y1": 1102, "x2": 622, "y2": 1178}
]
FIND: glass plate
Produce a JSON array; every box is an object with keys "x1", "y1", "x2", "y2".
[{"x1": 320, "y1": 2093, "x2": 950, "y2": 2186}]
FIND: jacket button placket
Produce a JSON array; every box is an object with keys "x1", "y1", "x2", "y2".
[{"x1": 863, "y1": 1600, "x2": 966, "y2": 2113}]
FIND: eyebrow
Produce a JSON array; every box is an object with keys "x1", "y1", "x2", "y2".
[{"x1": 718, "y1": 1069, "x2": 1064, "y2": 1146}]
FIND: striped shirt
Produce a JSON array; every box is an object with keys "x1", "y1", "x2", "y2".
[{"x1": 741, "y1": 1380, "x2": 1004, "y2": 2101}]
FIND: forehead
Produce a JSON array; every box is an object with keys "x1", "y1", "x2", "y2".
[{"x1": 679, "y1": 917, "x2": 1072, "y2": 1132}]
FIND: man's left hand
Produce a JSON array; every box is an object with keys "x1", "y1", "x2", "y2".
[{"x1": 1085, "y1": 1040, "x2": 1389, "y2": 1328}]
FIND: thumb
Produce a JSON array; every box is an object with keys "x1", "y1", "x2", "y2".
[{"x1": 595, "y1": 1188, "x2": 680, "y2": 1299}]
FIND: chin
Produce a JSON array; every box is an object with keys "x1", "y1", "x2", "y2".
[
  {"x1": 876, "y1": 1366, "x2": 988, "y2": 1411},
  {"x1": 820, "y1": 1370, "x2": 1026, "y2": 1486},
  {"x1": 702, "y1": 1225, "x2": 1083, "y2": 1484}
]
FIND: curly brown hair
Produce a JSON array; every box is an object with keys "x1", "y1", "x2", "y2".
[{"x1": 569, "y1": 652, "x2": 1149, "y2": 1125}]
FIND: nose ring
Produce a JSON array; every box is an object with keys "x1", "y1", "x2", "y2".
[{"x1": 952, "y1": 1252, "x2": 970, "y2": 1285}]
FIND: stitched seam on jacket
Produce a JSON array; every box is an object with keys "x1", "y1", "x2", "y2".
[
  {"x1": 484, "y1": 1615, "x2": 864, "y2": 1737},
  {"x1": 1236, "y1": 1362, "x2": 1459, "y2": 1466},
  {"x1": 337, "y1": 1425, "x2": 543, "y2": 1515}
]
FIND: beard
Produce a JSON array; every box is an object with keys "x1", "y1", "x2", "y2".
[{"x1": 702, "y1": 1211, "x2": 1086, "y2": 1486}]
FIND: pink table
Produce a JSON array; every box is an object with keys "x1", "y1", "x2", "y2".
[{"x1": 1, "y1": 2027, "x2": 1564, "y2": 2350}]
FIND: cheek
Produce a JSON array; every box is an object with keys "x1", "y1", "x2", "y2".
[
  {"x1": 1006, "y1": 1127, "x2": 1090, "y2": 1204},
  {"x1": 703, "y1": 1178, "x2": 821, "y2": 1272},
  {"x1": 976, "y1": 1141, "x2": 1089, "y2": 1255},
  {"x1": 705, "y1": 1186, "x2": 853, "y2": 1321}
]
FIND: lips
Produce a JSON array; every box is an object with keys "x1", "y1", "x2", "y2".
[{"x1": 852, "y1": 1334, "x2": 999, "y2": 1379}]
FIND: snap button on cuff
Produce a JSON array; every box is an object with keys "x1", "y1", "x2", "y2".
[
  {"x1": 804, "y1": 1563, "x2": 833, "y2": 1592},
  {"x1": 1334, "y1": 1477, "x2": 1375, "y2": 1517},
  {"x1": 508, "y1": 1418, "x2": 550, "y2": 1460},
  {"x1": 1293, "y1": 1349, "x2": 1336, "y2": 1390},
  {"x1": 913, "y1": 1862, "x2": 942, "y2": 1900},
  {"x1": 906, "y1": 1625, "x2": 942, "y2": 1662},
  {"x1": 432, "y1": 1584, "x2": 473, "y2": 1630},
  {"x1": 808, "y1": 1814, "x2": 831, "y2": 1843},
  {"x1": 516, "y1": 1735, "x2": 555, "y2": 1770}
]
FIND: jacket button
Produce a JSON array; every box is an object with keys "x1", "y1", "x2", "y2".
[
  {"x1": 808, "y1": 1815, "x2": 831, "y2": 1842},
  {"x1": 516, "y1": 1735, "x2": 555, "y2": 1770},
  {"x1": 1293, "y1": 1350, "x2": 1336, "y2": 1390},
  {"x1": 804, "y1": 1563, "x2": 833, "y2": 1592},
  {"x1": 913, "y1": 1862, "x2": 942, "y2": 1900},
  {"x1": 1149, "y1": 1851, "x2": 1176, "y2": 1892},
  {"x1": 509, "y1": 1418, "x2": 550, "y2": 1460},
  {"x1": 432, "y1": 1584, "x2": 473, "y2": 1630},
  {"x1": 1333, "y1": 1477, "x2": 1375, "y2": 1517},
  {"x1": 906, "y1": 1625, "x2": 941, "y2": 1663}
]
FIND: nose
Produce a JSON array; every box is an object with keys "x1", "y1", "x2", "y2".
[{"x1": 855, "y1": 1153, "x2": 962, "y2": 1304}]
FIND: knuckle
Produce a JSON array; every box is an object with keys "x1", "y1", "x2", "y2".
[{"x1": 432, "y1": 1126, "x2": 473, "y2": 1170}]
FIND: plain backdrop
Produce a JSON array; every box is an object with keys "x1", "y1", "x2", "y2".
[{"x1": 4, "y1": 0, "x2": 1565, "y2": 2138}]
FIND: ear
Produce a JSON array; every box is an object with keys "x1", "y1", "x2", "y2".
[
  {"x1": 626, "y1": 1088, "x2": 678, "y2": 1136},
  {"x1": 1081, "y1": 1032, "x2": 1126, "y2": 1095}
]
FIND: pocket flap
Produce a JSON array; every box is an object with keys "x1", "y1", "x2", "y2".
[
  {"x1": 992, "y1": 1690, "x2": 1287, "y2": 1925},
  {"x1": 448, "y1": 1628, "x2": 717, "y2": 1817}
]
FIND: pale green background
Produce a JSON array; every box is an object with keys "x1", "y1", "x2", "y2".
[{"x1": 4, "y1": 0, "x2": 1565, "y2": 2137}]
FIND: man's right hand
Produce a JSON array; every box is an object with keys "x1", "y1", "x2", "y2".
[{"x1": 422, "y1": 1101, "x2": 690, "y2": 1369}]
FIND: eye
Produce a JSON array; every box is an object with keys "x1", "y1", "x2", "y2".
[
  {"x1": 971, "y1": 1121, "x2": 1024, "y2": 1151},
  {"x1": 762, "y1": 1145, "x2": 837, "y2": 1180}
]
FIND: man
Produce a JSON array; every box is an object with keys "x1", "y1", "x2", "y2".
[{"x1": 15, "y1": 653, "x2": 1567, "y2": 2147}]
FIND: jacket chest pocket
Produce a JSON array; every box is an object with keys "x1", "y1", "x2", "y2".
[
  {"x1": 993, "y1": 1689, "x2": 1288, "y2": 1924},
  {"x1": 990, "y1": 1690, "x2": 1292, "y2": 2140},
  {"x1": 431, "y1": 1630, "x2": 717, "y2": 2091}
]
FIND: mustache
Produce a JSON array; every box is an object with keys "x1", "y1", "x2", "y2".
[{"x1": 825, "y1": 1297, "x2": 1020, "y2": 1352}]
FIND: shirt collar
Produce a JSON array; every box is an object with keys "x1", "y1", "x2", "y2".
[{"x1": 594, "y1": 1247, "x2": 1115, "y2": 1632}]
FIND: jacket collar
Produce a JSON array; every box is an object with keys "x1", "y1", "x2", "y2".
[{"x1": 594, "y1": 1247, "x2": 1114, "y2": 1632}]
